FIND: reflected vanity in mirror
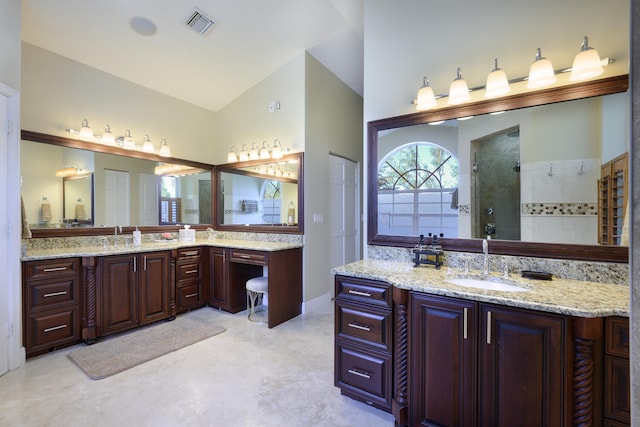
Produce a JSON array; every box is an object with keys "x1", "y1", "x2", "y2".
[
  {"x1": 21, "y1": 130, "x2": 215, "y2": 237},
  {"x1": 215, "y1": 152, "x2": 304, "y2": 234},
  {"x1": 369, "y1": 75, "x2": 629, "y2": 262}
]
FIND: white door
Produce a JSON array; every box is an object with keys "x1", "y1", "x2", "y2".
[
  {"x1": 329, "y1": 155, "x2": 360, "y2": 272},
  {"x1": 104, "y1": 169, "x2": 130, "y2": 226},
  {"x1": 0, "y1": 92, "x2": 9, "y2": 375},
  {"x1": 139, "y1": 172, "x2": 159, "y2": 226}
]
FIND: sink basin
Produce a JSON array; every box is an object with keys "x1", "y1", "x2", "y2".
[{"x1": 447, "y1": 277, "x2": 529, "y2": 292}]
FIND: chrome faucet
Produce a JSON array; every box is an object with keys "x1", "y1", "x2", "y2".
[
  {"x1": 114, "y1": 225, "x2": 122, "y2": 247},
  {"x1": 482, "y1": 239, "x2": 489, "y2": 275}
]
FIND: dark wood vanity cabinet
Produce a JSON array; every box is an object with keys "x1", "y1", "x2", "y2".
[
  {"x1": 334, "y1": 275, "x2": 393, "y2": 412},
  {"x1": 604, "y1": 316, "x2": 630, "y2": 426},
  {"x1": 175, "y1": 247, "x2": 205, "y2": 313},
  {"x1": 410, "y1": 292, "x2": 569, "y2": 427},
  {"x1": 23, "y1": 258, "x2": 82, "y2": 357},
  {"x1": 99, "y1": 251, "x2": 170, "y2": 336}
]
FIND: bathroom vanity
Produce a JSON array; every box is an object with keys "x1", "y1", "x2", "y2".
[
  {"x1": 333, "y1": 260, "x2": 630, "y2": 426},
  {"x1": 22, "y1": 238, "x2": 303, "y2": 357}
]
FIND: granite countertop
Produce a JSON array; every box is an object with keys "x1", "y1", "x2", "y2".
[
  {"x1": 332, "y1": 259, "x2": 629, "y2": 318},
  {"x1": 22, "y1": 238, "x2": 303, "y2": 261}
]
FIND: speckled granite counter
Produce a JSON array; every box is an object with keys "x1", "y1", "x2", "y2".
[
  {"x1": 22, "y1": 238, "x2": 303, "y2": 261},
  {"x1": 332, "y1": 259, "x2": 629, "y2": 318}
]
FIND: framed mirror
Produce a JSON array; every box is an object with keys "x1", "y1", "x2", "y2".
[
  {"x1": 215, "y1": 152, "x2": 304, "y2": 234},
  {"x1": 368, "y1": 75, "x2": 629, "y2": 262},
  {"x1": 62, "y1": 173, "x2": 94, "y2": 226},
  {"x1": 21, "y1": 130, "x2": 215, "y2": 237}
]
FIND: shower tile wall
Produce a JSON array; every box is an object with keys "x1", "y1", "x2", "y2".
[{"x1": 520, "y1": 158, "x2": 599, "y2": 244}]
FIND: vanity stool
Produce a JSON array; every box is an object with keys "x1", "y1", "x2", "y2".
[{"x1": 245, "y1": 276, "x2": 268, "y2": 322}]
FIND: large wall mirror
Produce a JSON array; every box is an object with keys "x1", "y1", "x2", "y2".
[
  {"x1": 369, "y1": 75, "x2": 629, "y2": 262},
  {"x1": 21, "y1": 130, "x2": 214, "y2": 237},
  {"x1": 215, "y1": 152, "x2": 304, "y2": 234}
]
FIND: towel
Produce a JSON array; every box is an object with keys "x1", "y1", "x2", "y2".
[
  {"x1": 41, "y1": 199, "x2": 52, "y2": 222},
  {"x1": 76, "y1": 201, "x2": 86, "y2": 220},
  {"x1": 21, "y1": 196, "x2": 31, "y2": 238},
  {"x1": 450, "y1": 188, "x2": 459, "y2": 209}
]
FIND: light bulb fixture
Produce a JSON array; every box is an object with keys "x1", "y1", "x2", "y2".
[
  {"x1": 142, "y1": 134, "x2": 155, "y2": 153},
  {"x1": 259, "y1": 141, "x2": 271, "y2": 159},
  {"x1": 485, "y1": 58, "x2": 511, "y2": 98},
  {"x1": 249, "y1": 142, "x2": 260, "y2": 160},
  {"x1": 159, "y1": 139, "x2": 172, "y2": 157},
  {"x1": 570, "y1": 36, "x2": 604, "y2": 81},
  {"x1": 271, "y1": 139, "x2": 283, "y2": 159},
  {"x1": 448, "y1": 68, "x2": 471, "y2": 105},
  {"x1": 101, "y1": 125, "x2": 115, "y2": 145},
  {"x1": 55, "y1": 166, "x2": 78, "y2": 177},
  {"x1": 121, "y1": 130, "x2": 136, "y2": 149},
  {"x1": 227, "y1": 146, "x2": 239, "y2": 163},
  {"x1": 79, "y1": 119, "x2": 93, "y2": 140},
  {"x1": 239, "y1": 144, "x2": 249, "y2": 162},
  {"x1": 416, "y1": 77, "x2": 437, "y2": 111},
  {"x1": 527, "y1": 48, "x2": 556, "y2": 89}
]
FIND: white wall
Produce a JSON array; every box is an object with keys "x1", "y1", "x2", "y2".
[{"x1": 0, "y1": 0, "x2": 21, "y2": 88}]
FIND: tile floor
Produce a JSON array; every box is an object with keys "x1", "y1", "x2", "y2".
[{"x1": 0, "y1": 305, "x2": 395, "y2": 427}]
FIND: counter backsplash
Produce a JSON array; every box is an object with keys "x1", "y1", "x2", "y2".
[{"x1": 368, "y1": 244, "x2": 629, "y2": 285}]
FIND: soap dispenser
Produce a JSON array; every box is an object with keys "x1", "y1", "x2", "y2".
[{"x1": 133, "y1": 227, "x2": 142, "y2": 247}]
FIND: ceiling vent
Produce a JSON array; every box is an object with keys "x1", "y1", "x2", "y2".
[{"x1": 184, "y1": 8, "x2": 216, "y2": 36}]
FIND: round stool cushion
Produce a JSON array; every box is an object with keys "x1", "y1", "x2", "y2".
[{"x1": 246, "y1": 276, "x2": 268, "y2": 293}]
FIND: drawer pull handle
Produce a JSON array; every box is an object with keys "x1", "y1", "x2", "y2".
[
  {"x1": 43, "y1": 324, "x2": 67, "y2": 333},
  {"x1": 185, "y1": 293, "x2": 198, "y2": 298},
  {"x1": 43, "y1": 267, "x2": 67, "y2": 272},
  {"x1": 43, "y1": 291, "x2": 68, "y2": 298},
  {"x1": 185, "y1": 269, "x2": 198, "y2": 274},
  {"x1": 348, "y1": 323, "x2": 371, "y2": 332},
  {"x1": 183, "y1": 251, "x2": 199, "y2": 256},
  {"x1": 463, "y1": 307, "x2": 468, "y2": 340},
  {"x1": 240, "y1": 255, "x2": 251, "y2": 259},
  {"x1": 486, "y1": 311, "x2": 492, "y2": 345},
  {"x1": 348, "y1": 290, "x2": 371, "y2": 297},
  {"x1": 348, "y1": 369, "x2": 371, "y2": 379}
]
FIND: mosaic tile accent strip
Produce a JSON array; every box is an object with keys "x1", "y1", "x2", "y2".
[
  {"x1": 457, "y1": 204, "x2": 470, "y2": 214},
  {"x1": 521, "y1": 202, "x2": 597, "y2": 216}
]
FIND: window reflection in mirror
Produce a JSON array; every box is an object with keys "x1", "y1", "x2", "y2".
[{"x1": 62, "y1": 173, "x2": 94, "y2": 226}]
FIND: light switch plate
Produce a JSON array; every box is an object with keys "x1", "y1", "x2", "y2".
[{"x1": 313, "y1": 213, "x2": 324, "y2": 223}]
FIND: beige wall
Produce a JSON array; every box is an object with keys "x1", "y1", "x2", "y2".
[{"x1": 0, "y1": 0, "x2": 21, "y2": 89}]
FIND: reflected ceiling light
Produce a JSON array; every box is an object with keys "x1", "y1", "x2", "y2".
[
  {"x1": 142, "y1": 134, "x2": 155, "y2": 153},
  {"x1": 484, "y1": 58, "x2": 511, "y2": 98},
  {"x1": 79, "y1": 119, "x2": 93, "y2": 140},
  {"x1": 428, "y1": 120, "x2": 445, "y2": 126},
  {"x1": 457, "y1": 116, "x2": 474, "y2": 121},
  {"x1": 527, "y1": 48, "x2": 556, "y2": 89},
  {"x1": 227, "y1": 146, "x2": 238, "y2": 163},
  {"x1": 416, "y1": 77, "x2": 437, "y2": 111},
  {"x1": 570, "y1": 36, "x2": 604, "y2": 81},
  {"x1": 101, "y1": 125, "x2": 115, "y2": 145},
  {"x1": 239, "y1": 144, "x2": 250, "y2": 162},
  {"x1": 448, "y1": 68, "x2": 471, "y2": 105},
  {"x1": 55, "y1": 166, "x2": 78, "y2": 177},
  {"x1": 159, "y1": 139, "x2": 172, "y2": 157}
]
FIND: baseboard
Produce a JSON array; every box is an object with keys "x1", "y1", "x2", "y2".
[{"x1": 301, "y1": 292, "x2": 333, "y2": 315}]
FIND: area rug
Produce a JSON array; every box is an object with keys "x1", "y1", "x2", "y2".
[{"x1": 68, "y1": 312, "x2": 226, "y2": 379}]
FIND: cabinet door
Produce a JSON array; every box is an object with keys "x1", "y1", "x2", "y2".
[
  {"x1": 410, "y1": 293, "x2": 477, "y2": 427},
  {"x1": 209, "y1": 248, "x2": 229, "y2": 309},
  {"x1": 139, "y1": 251, "x2": 170, "y2": 325},
  {"x1": 101, "y1": 255, "x2": 138, "y2": 335},
  {"x1": 479, "y1": 305, "x2": 566, "y2": 427}
]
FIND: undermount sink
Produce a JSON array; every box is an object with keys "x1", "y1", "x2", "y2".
[{"x1": 447, "y1": 277, "x2": 529, "y2": 292}]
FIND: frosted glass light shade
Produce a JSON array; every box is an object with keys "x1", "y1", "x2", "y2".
[
  {"x1": 101, "y1": 125, "x2": 115, "y2": 145},
  {"x1": 79, "y1": 119, "x2": 93, "y2": 140},
  {"x1": 227, "y1": 147, "x2": 238, "y2": 162},
  {"x1": 570, "y1": 37, "x2": 603, "y2": 81},
  {"x1": 159, "y1": 139, "x2": 172, "y2": 157},
  {"x1": 122, "y1": 130, "x2": 136, "y2": 149},
  {"x1": 416, "y1": 77, "x2": 437, "y2": 111},
  {"x1": 485, "y1": 59, "x2": 510, "y2": 98},
  {"x1": 142, "y1": 135, "x2": 155, "y2": 153},
  {"x1": 239, "y1": 145, "x2": 250, "y2": 162},
  {"x1": 448, "y1": 68, "x2": 470, "y2": 105},
  {"x1": 527, "y1": 48, "x2": 556, "y2": 89}
]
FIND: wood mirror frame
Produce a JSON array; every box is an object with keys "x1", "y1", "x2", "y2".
[
  {"x1": 214, "y1": 152, "x2": 304, "y2": 234},
  {"x1": 22, "y1": 130, "x2": 215, "y2": 238},
  {"x1": 368, "y1": 75, "x2": 629, "y2": 263}
]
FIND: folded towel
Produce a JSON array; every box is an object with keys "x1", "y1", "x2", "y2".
[
  {"x1": 76, "y1": 202, "x2": 86, "y2": 220},
  {"x1": 41, "y1": 199, "x2": 52, "y2": 222},
  {"x1": 21, "y1": 196, "x2": 31, "y2": 238}
]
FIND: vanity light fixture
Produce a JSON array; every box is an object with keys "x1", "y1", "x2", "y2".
[
  {"x1": 238, "y1": 144, "x2": 250, "y2": 162},
  {"x1": 259, "y1": 141, "x2": 271, "y2": 159},
  {"x1": 55, "y1": 165, "x2": 79, "y2": 177},
  {"x1": 428, "y1": 120, "x2": 445, "y2": 126},
  {"x1": 271, "y1": 139, "x2": 283, "y2": 159},
  {"x1": 527, "y1": 47, "x2": 556, "y2": 89},
  {"x1": 121, "y1": 130, "x2": 136, "y2": 150},
  {"x1": 416, "y1": 77, "x2": 437, "y2": 111},
  {"x1": 79, "y1": 119, "x2": 94, "y2": 140},
  {"x1": 484, "y1": 58, "x2": 511, "y2": 98},
  {"x1": 159, "y1": 139, "x2": 172, "y2": 157},
  {"x1": 249, "y1": 142, "x2": 260, "y2": 160},
  {"x1": 227, "y1": 146, "x2": 239, "y2": 163},
  {"x1": 448, "y1": 68, "x2": 471, "y2": 105},
  {"x1": 570, "y1": 36, "x2": 604, "y2": 81},
  {"x1": 142, "y1": 134, "x2": 155, "y2": 153},
  {"x1": 101, "y1": 125, "x2": 116, "y2": 146}
]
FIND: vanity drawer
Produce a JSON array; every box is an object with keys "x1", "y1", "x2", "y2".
[
  {"x1": 336, "y1": 300, "x2": 392, "y2": 352},
  {"x1": 25, "y1": 258, "x2": 79, "y2": 281},
  {"x1": 335, "y1": 276, "x2": 391, "y2": 308},
  {"x1": 335, "y1": 341, "x2": 392, "y2": 408},
  {"x1": 177, "y1": 248, "x2": 201, "y2": 260},
  {"x1": 177, "y1": 262, "x2": 201, "y2": 281},
  {"x1": 606, "y1": 317, "x2": 629, "y2": 357},
  {"x1": 26, "y1": 277, "x2": 79, "y2": 311},
  {"x1": 176, "y1": 283, "x2": 201, "y2": 311},
  {"x1": 25, "y1": 308, "x2": 81, "y2": 353},
  {"x1": 230, "y1": 250, "x2": 267, "y2": 265}
]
